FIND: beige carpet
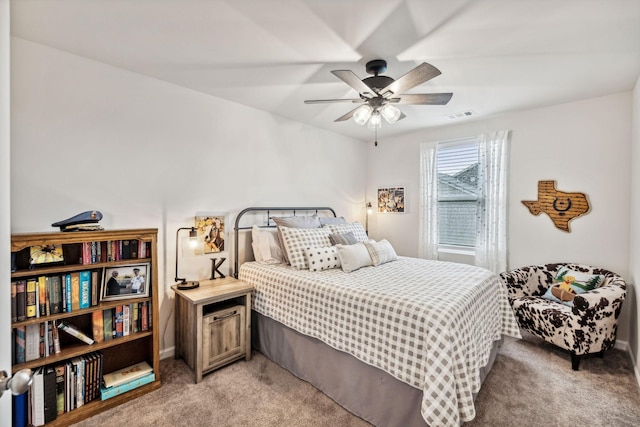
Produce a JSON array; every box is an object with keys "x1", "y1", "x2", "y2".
[{"x1": 73, "y1": 332, "x2": 640, "y2": 426}]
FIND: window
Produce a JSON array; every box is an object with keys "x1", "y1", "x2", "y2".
[
  {"x1": 419, "y1": 131, "x2": 510, "y2": 273},
  {"x1": 436, "y1": 139, "x2": 480, "y2": 248}
]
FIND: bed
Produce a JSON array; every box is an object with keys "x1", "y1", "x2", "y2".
[{"x1": 233, "y1": 207, "x2": 520, "y2": 427}]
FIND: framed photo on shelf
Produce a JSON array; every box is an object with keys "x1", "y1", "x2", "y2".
[
  {"x1": 102, "y1": 263, "x2": 150, "y2": 301},
  {"x1": 377, "y1": 186, "x2": 406, "y2": 213}
]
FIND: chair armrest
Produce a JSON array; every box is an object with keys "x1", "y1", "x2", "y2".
[
  {"x1": 573, "y1": 279, "x2": 627, "y2": 313},
  {"x1": 500, "y1": 266, "x2": 554, "y2": 300}
]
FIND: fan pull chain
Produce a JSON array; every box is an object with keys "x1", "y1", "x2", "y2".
[{"x1": 374, "y1": 127, "x2": 378, "y2": 147}]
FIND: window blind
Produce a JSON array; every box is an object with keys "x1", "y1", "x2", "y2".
[{"x1": 436, "y1": 140, "x2": 480, "y2": 247}]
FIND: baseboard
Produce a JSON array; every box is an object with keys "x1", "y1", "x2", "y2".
[
  {"x1": 614, "y1": 340, "x2": 640, "y2": 388},
  {"x1": 160, "y1": 346, "x2": 175, "y2": 360}
]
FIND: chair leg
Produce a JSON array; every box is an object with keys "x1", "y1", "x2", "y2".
[{"x1": 571, "y1": 353, "x2": 581, "y2": 371}]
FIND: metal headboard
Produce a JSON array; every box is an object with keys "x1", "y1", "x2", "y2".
[{"x1": 233, "y1": 206, "x2": 337, "y2": 278}]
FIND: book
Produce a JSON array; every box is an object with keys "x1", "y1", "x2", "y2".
[
  {"x1": 11, "y1": 281, "x2": 17, "y2": 322},
  {"x1": 79, "y1": 271, "x2": 91, "y2": 309},
  {"x1": 58, "y1": 321, "x2": 95, "y2": 345},
  {"x1": 70, "y1": 272, "x2": 80, "y2": 311},
  {"x1": 47, "y1": 321, "x2": 55, "y2": 356},
  {"x1": 92, "y1": 310, "x2": 104, "y2": 343},
  {"x1": 25, "y1": 323, "x2": 40, "y2": 361},
  {"x1": 132, "y1": 303, "x2": 139, "y2": 333},
  {"x1": 26, "y1": 279, "x2": 37, "y2": 318},
  {"x1": 130, "y1": 239, "x2": 139, "y2": 259},
  {"x1": 102, "y1": 361, "x2": 153, "y2": 388},
  {"x1": 54, "y1": 364, "x2": 66, "y2": 415},
  {"x1": 43, "y1": 366, "x2": 57, "y2": 424},
  {"x1": 103, "y1": 308, "x2": 113, "y2": 341},
  {"x1": 100, "y1": 371, "x2": 155, "y2": 400},
  {"x1": 50, "y1": 275, "x2": 62, "y2": 314},
  {"x1": 114, "y1": 305, "x2": 124, "y2": 338},
  {"x1": 123, "y1": 304, "x2": 130, "y2": 336},
  {"x1": 72, "y1": 357, "x2": 85, "y2": 407},
  {"x1": 141, "y1": 301, "x2": 149, "y2": 331},
  {"x1": 52, "y1": 321, "x2": 61, "y2": 354},
  {"x1": 91, "y1": 270, "x2": 99, "y2": 306},
  {"x1": 16, "y1": 280, "x2": 26, "y2": 321},
  {"x1": 38, "y1": 276, "x2": 47, "y2": 317},
  {"x1": 64, "y1": 273, "x2": 71, "y2": 312},
  {"x1": 121, "y1": 240, "x2": 131, "y2": 259},
  {"x1": 90, "y1": 241, "x2": 98, "y2": 264},
  {"x1": 32, "y1": 367, "x2": 45, "y2": 426},
  {"x1": 14, "y1": 325, "x2": 26, "y2": 364}
]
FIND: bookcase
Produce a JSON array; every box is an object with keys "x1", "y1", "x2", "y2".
[{"x1": 10, "y1": 228, "x2": 161, "y2": 426}]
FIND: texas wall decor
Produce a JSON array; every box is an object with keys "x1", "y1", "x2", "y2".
[{"x1": 522, "y1": 180, "x2": 590, "y2": 232}]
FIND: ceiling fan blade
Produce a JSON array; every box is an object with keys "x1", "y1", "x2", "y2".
[
  {"x1": 391, "y1": 93, "x2": 453, "y2": 105},
  {"x1": 379, "y1": 63, "x2": 442, "y2": 97},
  {"x1": 334, "y1": 106, "x2": 362, "y2": 122},
  {"x1": 331, "y1": 70, "x2": 375, "y2": 98},
  {"x1": 304, "y1": 98, "x2": 363, "y2": 104}
]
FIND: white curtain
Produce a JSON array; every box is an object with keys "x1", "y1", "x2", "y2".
[
  {"x1": 475, "y1": 130, "x2": 510, "y2": 273},
  {"x1": 418, "y1": 141, "x2": 439, "y2": 259}
]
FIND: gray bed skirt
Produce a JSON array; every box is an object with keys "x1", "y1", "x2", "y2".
[{"x1": 252, "y1": 311, "x2": 501, "y2": 427}]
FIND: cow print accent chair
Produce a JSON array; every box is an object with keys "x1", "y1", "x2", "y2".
[{"x1": 500, "y1": 263, "x2": 626, "y2": 370}]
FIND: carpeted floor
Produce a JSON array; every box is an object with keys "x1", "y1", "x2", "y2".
[{"x1": 72, "y1": 332, "x2": 640, "y2": 426}]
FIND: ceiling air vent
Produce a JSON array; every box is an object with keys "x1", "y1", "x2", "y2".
[{"x1": 446, "y1": 110, "x2": 475, "y2": 120}]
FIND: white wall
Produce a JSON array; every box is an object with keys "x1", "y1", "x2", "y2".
[
  {"x1": 10, "y1": 38, "x2": 367, "y2": 356},
  {"x1": 629, "y1": 75, "x2": 640, "y2": 372},
  {"x1": 367, "y1": 92, "x2": 633, "y2": 343},
  {"x1": 1, "y1": 0, "x2": 12, "y2": 422}
]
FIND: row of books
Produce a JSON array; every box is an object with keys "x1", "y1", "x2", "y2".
[
  {"x1": 12, "y1": 352, "x2": 104, "y2": 427},
  {"x1": 93, "y1": 301, "x2": 152, "y2": 343},
  {"x1": 13, "y1": 321, "x2": 61, "y2": 364},
  {"x1": 81, "y1": 239, "x2": 150, "y2": 265},
  {"x1": 11, "y1": 271, "x2": 100, "y2": 323},
  {"x1": 12, "y1": 302, "x2": 152, "y2": 365}
]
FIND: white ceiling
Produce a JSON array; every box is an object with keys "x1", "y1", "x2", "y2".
[{"x1": 10, "y1": 0, "x2": 640, "y2": 142}]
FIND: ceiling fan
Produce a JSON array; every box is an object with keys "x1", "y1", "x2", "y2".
[{"x1": 305, "y1": 59, "x2": 453, "y2": 130}]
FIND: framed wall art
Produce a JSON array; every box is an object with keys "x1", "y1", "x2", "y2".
[
  {"x1": 377, "y1": 187, "x2": 405, "y2": 213},
  {"x1": 194, "y1": 212, "x2": 227, "y2": 254}
]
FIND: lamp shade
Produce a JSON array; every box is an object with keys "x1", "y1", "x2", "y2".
[
  {"x1": 175, "y1": 227, "x2": 200, "y2": 289},
  {"x1": 380, "y1": 104, "x2": 401, "y2": 123},
  {"x1": 367, "y1": 110, "x2": 382, "y2": 130},
  {"x1": 353, "y1": 104, "x2": 373, "y2": 125}
]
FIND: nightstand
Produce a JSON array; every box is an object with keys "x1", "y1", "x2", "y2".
[{"x1": 172, "y1": 277, "x2": 253, "y2": 383}]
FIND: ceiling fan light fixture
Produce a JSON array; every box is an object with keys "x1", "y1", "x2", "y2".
[
  {"x1": 379, "y1": 104, "x2": 401, "y2": 124},
  {"x1": 353, "y1": 104, "x2": 373, "y2": 125},
  {"x1": 367, "y1": 111, "x2": 382, "y2": 130}
]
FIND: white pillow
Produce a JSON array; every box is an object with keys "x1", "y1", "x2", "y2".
[
  {"x1": 279, "y1": 226, "x2": 332, "y2": 270},
  {"x1": 364, "y1": 239, "x2": 398, "y2": 266},
  {"x1": 304, "y1": 246, "x2": 341, "y2": 272},
  {"x1": 323, "y1": 222, "x2": 369, "y2": 242},
  {"x1": 335, "y1": 242, "x2": 373, "y2": 273},
  {"x1": 251, "y1": 225, "x2": 284, "y2": 264}
]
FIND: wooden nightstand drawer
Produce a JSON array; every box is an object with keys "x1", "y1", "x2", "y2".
[{"x1": 203, "y1": 304, "x2": 246, "y2": 372}]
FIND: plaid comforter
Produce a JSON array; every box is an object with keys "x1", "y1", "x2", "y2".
[{"x1": 239, "y1": 257, "x2": 520, "y2": 426}]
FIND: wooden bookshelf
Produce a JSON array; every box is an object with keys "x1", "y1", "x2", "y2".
[{"x1": 10, "y1": 228, "x2": 161, "y2": 426}]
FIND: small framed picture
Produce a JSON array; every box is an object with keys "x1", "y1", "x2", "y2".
[
  {"x1": 377, "y1": 186, "x2": 406, "y2": 213},
  {"x1": 102, "y1": 263, "x2": 150, "y2": 301},
  {"x1": 194, "y1": 212, "x2": 227, "y2": 255}
]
